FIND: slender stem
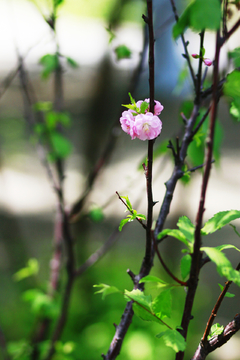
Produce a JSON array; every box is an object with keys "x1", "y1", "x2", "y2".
[
  {"x1": 169, "y1": 0, "x2": 196, "y2": 88},
  {"x1": 175, "y1": 31, "x2": 222, "y2": 360},
  {"x1": 202, "y1": 263, "x2": 240, "y2": 345},
  {"x1": 145, "y1": 0, "x2": 155, "y2": 264},
  {"x1": 153, "y1": 237, "x2": 187, "y2": 286}
]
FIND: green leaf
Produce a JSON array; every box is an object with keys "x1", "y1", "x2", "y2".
[
  {"x1": 39, "y1": 54, "x2": 59, "y2": 79},
  {"x1": 93, "y1": 284, "x2": 120, "y2": 299},
  {"x1": 224, "y1": 70, "x2": 240, "y2": 99},
  {"x1": 13, "y1": 258, "x2": 39, "y2": 281},
  {"x1": 229, "y1": 223, "x2": 240, "y2": 237},
  {"x1": 201, "y1": 247, "x2": 240, "y2": 285},
  {"x1": 140, "y1": 101, "x2": 149, "y2": 114},
  {"x1": 34, "y1": 101, "x2": 52, "y2": 112},
  {"x1": 218, "y1": 283, "x2": 235, "y2": 298},
  {"x1": 180, "y1": 254, "x2": 192, "y2": 280},
  {"x1": 119, "y1": 218, "x2": 131, "y2": 231},
  {"x1": 124, "y1": 289, "x2": 152, "y2": 309},
  {"x1": 215, "y1": 244, "x2": 240, "y2": 253},
  {"x1": 152, "y1": 289, "x2": 172, "y2": 319},
  {"x1": 88, "y1": 206, "x2": 104, "y2": 223},
  {"x1": 157, "y1": 229, "x2": 190, "y2": 248},
  {"x1": 105, "y1": 26, "x2": 116, "y2": 43},
  {"x1": 7, "y1": 340, "x2": 32, "y2": 360},
  {"x1": 173, "y1": 0, "x2": 221, "y2": 39},
  {"x1": 22, "y1": 289, "x2": 60, "y2": 318},
  {"x1": 177, "y1": 216, "x2": 195, "y2": 243},
  {"x1": 50, "y1": 132, "x2": 72, "y2": 159},
  {"x1": 66, "y1": 56, "x2": 78, "y2": 68},
  {"x1": 125, "y1": 290, "x2": 164, "y2": 324},
  {"x1": 139, "y1": 275, "x2": 169, "y2": 287},
  {"x1": 156, "y1": 329, "x2": 186, "y2": 352},
  {"x1": 201, "y1": 210, "x2": 240, "y2": 235},
  {"x1": 228, "y1": 47, "x2": 240, "y2": 68},
  {"x1": 114, "y1": 45, "x2": 131, "y2": 60},
  {"x1": 136, "y1": 213, "x2": 146, "y2": 220},
  {"x1": 120, "y1": 195, "x2": 132, "y2": 211},
  {"x1": 229, "y1": 101, "x2": 240, "y2": 121},
  {"x1": 208, "y1": 323, "x2": 224, "y2": 340}
]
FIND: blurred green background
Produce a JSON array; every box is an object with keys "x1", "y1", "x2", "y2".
[{"x1": 0, "y1": 0, "x2": 240, "y2": 359}]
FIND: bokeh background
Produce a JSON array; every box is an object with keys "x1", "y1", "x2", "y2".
[{"x1": 0, "y1": 0, "x2": 240, "y2": 359}]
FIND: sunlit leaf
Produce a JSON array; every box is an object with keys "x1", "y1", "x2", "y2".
[
  {"x1": 157, "y1": 229, "x2": 190, "y2": 248},
  {"x1": 177, "y1": 216, "x2": 195, "y2": 243},
  {"x1": 152, "y1": 289, "x2": 172, "y2": 319},
  {"x1": 156, "y1": 329, "x2": 186, "y2": 352},
  {"x1": 208, "y1": 323, "x2": 224, "y2": 340},
  {"x1": 201, "y1": 210, "x2": 240, "y2": 235},
  {"x1": 139, "y1": 275, "x2": 168, "y2": 286},
  {"x1": 93, "y1": 284, "x2": 120, "y2": 300},
  {"x1": 88, "y1": 206, "x2": 104, "y2": 222}
]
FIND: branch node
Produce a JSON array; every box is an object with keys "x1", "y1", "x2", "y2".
[
  {"x1": 127, "y1": 269, "x2": 136, "y2": 283},
  {"x1": 142, "y1": 14, "x2": 149, "y2": 23}
]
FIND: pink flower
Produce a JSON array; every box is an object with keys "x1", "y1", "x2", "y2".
[
  {"x1": 120, "y1": 111, "x2": 137, "y2": 139},
  {"x1": 192, "y1": 53, "x2": 199, "y2": 59},
  {"x1": 134, "y1": 112, "x2": 162, "y2": 141},
  {"x1": 203, "y1": 58, "x2": 212, "y2": 66},
  {"x1": 143, "y1": 99, "x2": 164, "y2": 115}
]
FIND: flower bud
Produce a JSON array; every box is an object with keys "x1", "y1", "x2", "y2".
[{"x1": 203, "y1": 58, "x2": 212, "y2": 66}]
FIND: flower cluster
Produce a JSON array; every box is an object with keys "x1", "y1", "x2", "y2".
[{"x1": 120, "y1": 97, "x2": 163, "y2": 141}]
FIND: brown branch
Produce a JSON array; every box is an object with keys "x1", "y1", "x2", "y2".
[
  {"x1": 192, "y1": 314, "x2": 240, "y2": 360},
  {"x1": 175, "y1": 31, "x2": 222, "y2": 360},
  {"x1": 153, "y1": 237, "x2": 187, "y2": 286},
  {"x1": 75, "y1": 228, "x2": 120, "y2": 277}
]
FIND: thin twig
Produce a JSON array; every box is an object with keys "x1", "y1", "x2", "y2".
[
  {"x1": 116, "y1": 191, "x2": 147, "y2": 229},
  {"x1": 175, "y1": 30, "x2": 222, "y2": 360},
  {"x1": 75, "y1": 228, "x2": 120, "y2": 277},
  {"x1": 153, "y1": 236, "x2": 187, "y2": 286},
  {"x1": 169, "y1": 0, "x2": 196, "y2": 88}
]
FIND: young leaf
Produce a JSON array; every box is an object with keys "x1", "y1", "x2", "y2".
[
  {"x1": 66, "y1": 56, "x2": 78, "y2": 68},
  {"x1": 140, "y1": 101, "x2": 149, "y2": 114},
  {"x1": 157, "y1": 229, "x2": 190, "y2": 249},
  {"x1": 201, "y1": 210, "x2": 240, "y2": 235},
  {"x1": 180, "y1": 254, "x2": 192, "y2": 280},
  {"x1": 39, "y1": 54, "x2": 59, "y2": 79},
  {"x1": 156, "y1": 329, "x2": 186, "y2": 352},
  {"x1": 201, "y1": 247, "x2": 240, "y2": 285},
  {"x1": 119, "y1": 218, "x2": 130, "y2": 231},
  {"x1": 152, "y1": 289, "x2": 172, "y2": 319},
  {"x1": 228, "y1": 47, "x2": 240, "y2": 68},
  {"x1": 93, "y1": 284, "x2": 120, "y2": 300},
  {"x1": 50, "y1": 132, "x2": 72, "y2": 159},
  {"x1": 139, "y1": 275, "x2": 169, "y2": 287},
  {"x1": 13, "y1": 258, "x2": 39, "y2": 281},
  {"x1": 224, "y1": 71, "x2": 240, "y2": 99},
  {"x1": 177, "y1": 216, "x2": 195, "y2": 243},
  {"x1": 124, "y1": 289, "x2": 152, "y2": 309},
  {"x1": 207, "y1": 323, "x2": 224, "y2": 340},
  {"x1": 218, "y1": 284, "x2": 235, "y2": 298},
  {"x1": 114, "y1": 45, "x2": 131, "y2": 60},
  {"x1": 88, "y1": 206, "x2": 104, "y2": 223}
]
